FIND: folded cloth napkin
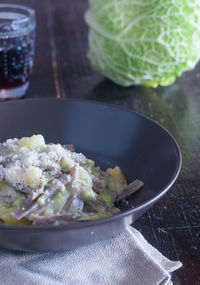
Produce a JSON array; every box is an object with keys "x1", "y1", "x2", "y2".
[{"x1": 0, "y1": 227, "x2": 182, "y2": 285}]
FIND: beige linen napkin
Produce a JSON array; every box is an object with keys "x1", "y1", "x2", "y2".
[{"x1": 0, "y1": 227, "x2": 182, "y2": 285}]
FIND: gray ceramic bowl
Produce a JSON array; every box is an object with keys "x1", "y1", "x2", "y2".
[{"x1": 0, "y1": 98, "x2": 181, "y2": 251}]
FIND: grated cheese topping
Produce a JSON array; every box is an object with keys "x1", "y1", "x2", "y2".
[{"x1": 0, "y1": 135, "x2": 86, "y2": 197}]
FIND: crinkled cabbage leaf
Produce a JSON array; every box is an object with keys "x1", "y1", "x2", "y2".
[{"x1": 85, "y1": 0, "x2": 200, "y2": 87}]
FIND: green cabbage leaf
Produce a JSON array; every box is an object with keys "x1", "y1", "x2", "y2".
[{"x1": 85, "y1": 0, "x2": 200, "y2": 87}]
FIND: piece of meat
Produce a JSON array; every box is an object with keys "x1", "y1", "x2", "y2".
[
  {"x1": 30, "y1": 190, "x2": 69, "y2": 217},
  {"x1": 14, "y1": 199, "x2": 39, "y2": 220},
  {"x1": 0, "y1": 180, "x2": 44, "y2": 201},
  {"x1": 65, "y1": 144, "x2": 75, "y2": 152},
  {"x1": 14, "y1": 184, "x2": 60, "y2": 220},
  {"x1": 64, "y1": 194, "x2": 84, "y2": 215},
  {"x1": 115, "y1": 179, "x2": 144, "y2": 202},
  {"x1": 30, "y1": 213, "x2": 81, "y2": 225},
  {"x1": 25, "y1": 187, "x2": 44, "y2": 201},
  {"x1": 92, "y1": 179, "x2": 104, "y2": 194}
]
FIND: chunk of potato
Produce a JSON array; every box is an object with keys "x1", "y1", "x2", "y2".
[
  {"x1": 0, "y1": 182, "x2": 6, "y2": 191},
  {"x1": 3, "y1": 215, "x2": 31, "y2": 226},
  {"x1": 0, "y1": 204, "x2": 30, "y2": 226},
  {"x1": 25, "y1": 167, "x2": 42, "y2": 188},
  {"x1": 106, "y1": 166, "x2": 126, "y2": 181},
  {"x1": 71, "y1": 166, "x2": 95, "y2": 201},
  {"x1": 19, "y1": 135, "x2": 45, "y2": 150},
  {"x1": 78, "y1": 167, "x2": 93, "y2": 189},
  {"x1": 106, "y1": 167, "x2": 127, "y2": 192},
  {"x1": 60, "y1": 157, "x2": 74, "y2": 171}
]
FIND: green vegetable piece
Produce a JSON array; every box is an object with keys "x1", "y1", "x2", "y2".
[
  {"x1": 0, "y1": 182, "x2": 7, "y2": 191},
  {"x1": 62, "y1": 167, "x2": 69, "y2": 173},
  {"x1": 80, "y1": 212, "x2": 110, "y2": 221},
  {"x1": 14, "y1": 199, "x2": 23, "y2": 207},
  {"x1": 87, "y1": 168, "x2": 92, "y2": 174},
  {"x1": 42, "y1": 208, "x2": 54, "y2": 217},
  {"x1": 108, "y1": 178, "x2": 123, "y2": 191},
  {"x1": 85, "y1": 0, "x2": 200, "y2": 87},
  {"x1": 84, "y1": 189, "x2": 98, "y2": 202},
  {"x1": 100, "y1": 191, "x2": 113, "y2": 206},
  {"x1": 100, "y1": 179, "x2": 107, "y2": 189},
  {"x1": 38, "y1": 196, "x2": 46, "y2": 207},
  {"x1": 74, "y1": 167, "x2": 93, "y2": 200},
  {"x1": 55, "y1": 192, "x2": 63, "y2": 204},
  {"x1": 86, "y1": 159, "x2": 95, "y2": 168},
  {"x1": 4, "y1": 204, "x2": 11, "y2": 209}
]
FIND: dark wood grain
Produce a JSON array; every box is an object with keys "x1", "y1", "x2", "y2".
[{"x1": 1, "y1": 1, "x2": 200, "y2": 284}]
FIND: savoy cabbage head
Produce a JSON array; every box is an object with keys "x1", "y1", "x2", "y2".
[{"x1": 85, "y1": 0, "x2": 200, "y2": 87}]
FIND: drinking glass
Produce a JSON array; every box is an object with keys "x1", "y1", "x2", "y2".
[{"x1": 0, "y1": 4, "x2": 36, "y2": 100}]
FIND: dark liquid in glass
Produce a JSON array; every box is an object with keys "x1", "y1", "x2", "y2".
[
  {"x1": 0, "y1": 42, "x2": 33, "y2": 89},
  {"x1": 0, "y1": 7, "x2": 35, "y2": 99}
]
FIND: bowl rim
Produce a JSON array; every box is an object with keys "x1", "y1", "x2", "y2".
[{"x1": 0, "y1": 97, "x2": 182, "y2": 231}]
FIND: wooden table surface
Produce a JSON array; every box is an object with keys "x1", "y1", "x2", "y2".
[{"x1": 2, "y1": 1, "x2": 200, "y2": 284}]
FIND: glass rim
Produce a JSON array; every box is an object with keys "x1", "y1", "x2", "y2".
[{"x1": 0, "y1": 4, "x2": 35, "y2": 38}]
